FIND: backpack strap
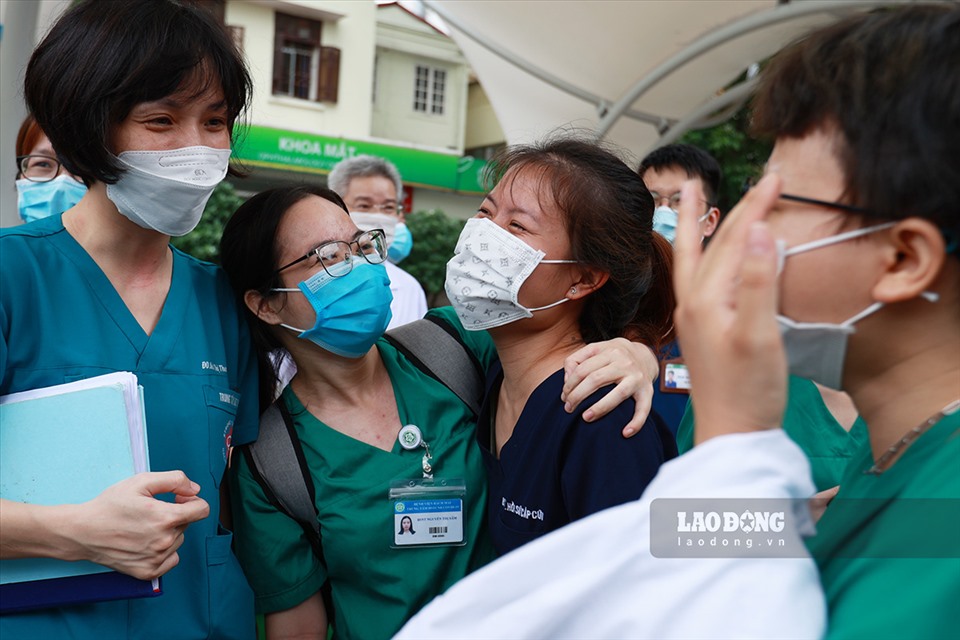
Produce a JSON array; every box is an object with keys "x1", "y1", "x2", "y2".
[
  {"x1": 243, "y1": 314, "x2": 484, "y2": 566},
  {"x1": 244, "y1": 400, "x2": 322, "y2": 557},
  {"x1": 383, "y1": 315, "x2": 485, "y2": 416}
]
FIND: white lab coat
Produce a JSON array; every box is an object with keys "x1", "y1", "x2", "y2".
[
  {"x1": 395, "y1": 430, "x2": 826, "y2": 640},
  {"x1": 384, "y1": 261, "x2": 427, "y2": 330}
]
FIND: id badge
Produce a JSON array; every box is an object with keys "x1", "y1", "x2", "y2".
[
  {"x1": 389, "y1": 478, "x2": 467, "y2": 548},
  {"x1": 660, "y1": 358, "x2": 691, "y2": 394}
]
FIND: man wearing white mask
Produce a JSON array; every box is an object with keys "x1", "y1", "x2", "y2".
[{"x1": 328, "y1": 155, "x2": 427, "y2": 329}]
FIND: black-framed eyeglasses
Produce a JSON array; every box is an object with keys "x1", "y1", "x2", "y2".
[
  {"x1": 274, "y1": 229, "x2": 388, "y2": 278},
  {"x1": 775, "y1": 193, "x2": 875, "y2": 215},
  {"x1": 16, "y1": 154, "x2": 66, "y2": 183},
  {"x1": 741, "y1": 178, "x2": 875, "y2": 216}
]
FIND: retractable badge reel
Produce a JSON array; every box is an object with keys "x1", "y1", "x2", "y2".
[
  {"x1": 390, "y1": 424, "x2": 467, "y2": 548},
  {"x1": 398, "y1": 424, "x2": 433, "y2": 477}
]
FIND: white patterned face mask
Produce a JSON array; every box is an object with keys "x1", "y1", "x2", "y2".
[{"x1": 444, "y1": 217, "x2": 577, "y2": 331}]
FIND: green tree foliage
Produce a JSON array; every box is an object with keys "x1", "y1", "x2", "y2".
[
  {"x1": 401, "y1": 209, "x2": 466, "y2": 307},
  {"x1": 171, "y1": 181, "x2": 246, "y2": 264},
  {"x1": 679, "y1": 106, "x2": 772, "y2": 213}
]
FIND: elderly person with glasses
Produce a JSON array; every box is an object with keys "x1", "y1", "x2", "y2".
[{"x1": 328, "y1": 155, "x2": 426, "y2": 330}]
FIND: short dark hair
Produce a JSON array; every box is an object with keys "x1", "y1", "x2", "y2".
[
  {"x1": 220, "y1": 185, "x2": 349, "y2": 410},
  {"x1": 485, "y1": 135, "x2": 675, "y2": 350},
  {"x1": 637, "y1": 143, "x2": 722, "y2": 205},
  {"x1": 751, "y1": 4, "x2": 959, "y2": 249},
  {"x1": 24, "y1": 0, "x2": 251, "y2": 185}
]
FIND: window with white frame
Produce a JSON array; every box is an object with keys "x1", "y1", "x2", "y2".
[{"x1": 414, "y1": 65, "x2": 446, "y2": 115}]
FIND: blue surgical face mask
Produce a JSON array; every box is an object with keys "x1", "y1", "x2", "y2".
[
  {"x1": 16, "y1": 175, "x2": 87, "y2": 224},
  {"x1": 388, "y1": 222, "x2": 413, "y2": 263},
  {"x1": 652, "y1": 205, "x2": 709, "y2": 245},
  {"x1": 273, "y1": 258, "x2": 394, "y2": 358}
]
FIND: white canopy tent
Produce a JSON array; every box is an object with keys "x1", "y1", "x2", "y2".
[{"x1": 424, "y1": 0, "x2": 920, "y2": 162}]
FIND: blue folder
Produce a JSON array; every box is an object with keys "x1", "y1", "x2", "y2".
[
  {"x1": 0, "y1": 373, "x2": 161, "y2": 613},
  {"x1": 0, "y1": 570, "x2": 161, "y2": 614}
]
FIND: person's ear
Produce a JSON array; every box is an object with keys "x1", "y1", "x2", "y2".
[
  {"x1": 871, "y1": 218, "x2": 946, "y2": 303},
  {"x1": 567, "y1": 267, "x2": 609, "y2": 300},
  {"x1": 701, "y1": 207, "x2": 721, "y2": 238},
  {"x1": 244, "y1": 289, "x2": 285, "y2": 326}
]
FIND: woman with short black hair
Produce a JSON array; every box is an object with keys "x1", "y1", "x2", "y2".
[{"x1": 0, "y1": 1, "x2": 257, "y2": 638}]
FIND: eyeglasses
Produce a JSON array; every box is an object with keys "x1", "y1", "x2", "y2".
[
  {"x1": 774, "y1": 193, "x2": 875, "y2": 216},
  {"x1": 349, "y1": 201, "x2": 403, "y2": 216},
  {"x1": 649, "y1": 190, "x2": 713, "y2": 212},
  {"x1": 16, "y1": 155, "x2": 67, "y2": 183},
  {"x1": 274, "y1": 229, "x2": 388, "y2": 278},
  {"x1": 741, "y1": 179, "x2": 876, "y2": 216}
]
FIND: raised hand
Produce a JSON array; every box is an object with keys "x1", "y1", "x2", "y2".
[{"x1": 672, "y1": 174, "x2": 788, "y2": 445}]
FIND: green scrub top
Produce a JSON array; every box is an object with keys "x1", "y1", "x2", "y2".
[
  {"x1": 808, "y1": 410, "x2": 960, "y2": 639},
  {"x1": 230, "y1": 307, "x2": 498, "y2": 640},
  {"x1": 676, "y1": 375, "x2": 867, "y2": 491},
  {"x1": 0, "y1": 216, "x2": 258, "y2": 639}
]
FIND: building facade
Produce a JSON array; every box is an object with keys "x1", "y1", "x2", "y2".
[{"x1": 223, "y1": 0, "x2": 505, "y2": 219}]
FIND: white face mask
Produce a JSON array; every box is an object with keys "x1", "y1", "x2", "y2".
[
  {"x1": 106, "y1": 146, "x2": 231, "y2": 236},
  {"x1": 351, "y1": 211, "x2": 398, "y2": 247},
  {"x1": 774, "y1": 221, "x2": 938, "y2": 389},
  {"x1": 445, "y1": 217, "x2": 576, "y2": 331}
]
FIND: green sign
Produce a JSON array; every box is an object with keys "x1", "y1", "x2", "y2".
[{"x1": 233, "y1": 124, "x2": 487, "y2": 194}]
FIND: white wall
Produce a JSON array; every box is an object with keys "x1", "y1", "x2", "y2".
[
  {"x1": 226, "y1": 0, "x2": 376, "y2": 140},
  {"x1": 371, "y1": 4, "x2": 468, "y2": 152},
  {"x1": 465, "y1": 81, "x2": 505, "y2": 150}
]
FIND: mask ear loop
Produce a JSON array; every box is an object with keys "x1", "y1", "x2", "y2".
[
  {"x1": 840, "y1": 290, "x2": 938, "y2": 329},
  {"x1": 269, "y1": 287, "x2": 308, "y2": 335},
  {"x1": 775, "y1": 222, "x2": 898, "y2": 276},
  {"x1": 527, "y1": 258, "x2": 580, "y2": 312}
]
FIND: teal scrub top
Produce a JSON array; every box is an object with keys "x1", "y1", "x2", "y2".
[
  {"x1": 230, "y1": 307, "x2": 498, "y2": 640},
  {"x1": 676, "y1": 375, "x2": 867, "y2": 491},
  {"x1": 808, "y1": 410, "x2": 960, "y2": 639},
  {"x1": 0, "y1": 216, "x2": 258, "y2": 639}
]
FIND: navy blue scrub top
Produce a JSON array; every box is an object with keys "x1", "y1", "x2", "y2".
[{"x1": 478, "y1": 361, "x2": 677, "y2": 556}]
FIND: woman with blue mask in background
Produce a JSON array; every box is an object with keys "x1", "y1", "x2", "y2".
[
  {"x1": 14, "y1": 114, "x2": 86, "y2": 224},
  {"x1": 0, "y1": 1, "x2": 257, "y2": 638},
  {"x1": 220, "y1": 184, "x2": 661, "y2": 640}
]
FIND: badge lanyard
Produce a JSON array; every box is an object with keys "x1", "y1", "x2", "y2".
[{"x1": 390, "y1": 424, "x2": 467, "y2": 548}]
